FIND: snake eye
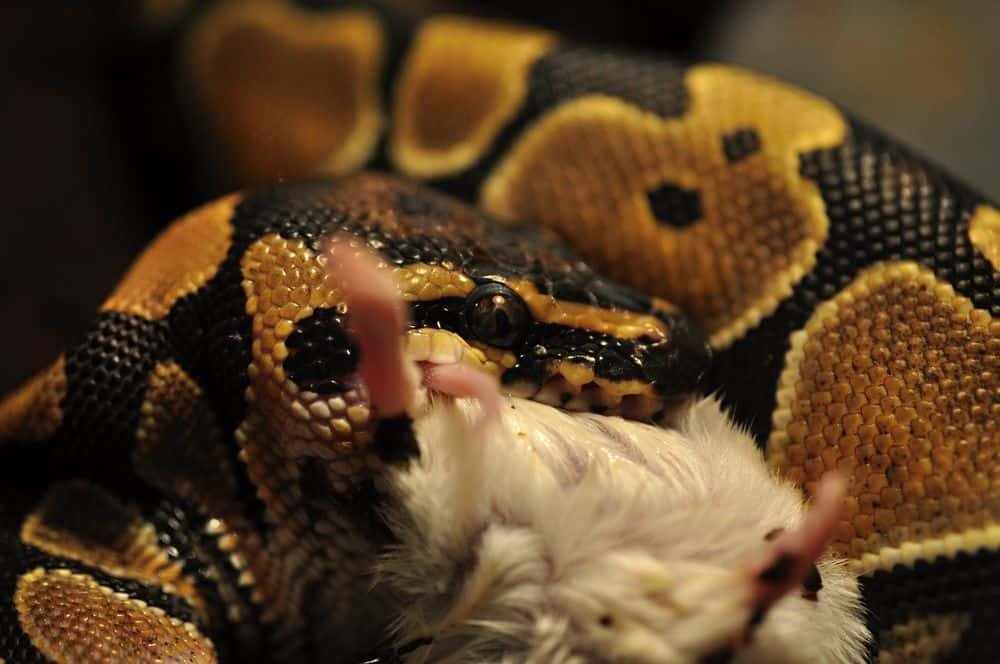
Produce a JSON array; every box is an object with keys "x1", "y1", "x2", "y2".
[{"x1": 464, "y1": 282, "x2": 531, "y2": 349}]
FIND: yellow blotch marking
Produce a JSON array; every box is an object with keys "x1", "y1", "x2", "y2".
[
  {"x1": 0, "y1": 356, "x2": 66, "y2": 441},
  {"x1": 239, "y1": 239, "x2": 393, "y2": 623},
  {"x1": 483, "y1": 64, "x2": 847, "y2": 348},
  {"x1": 507, "y1": 279, "x2": 670, "y2": 341},
  {"x1": 393, "y1": 16, "x2": 555, "y2": 178},
  {"x1": 394, "y1": 262, "x2": 477, "y2": 301},
  {"x1": 969, "y1": 204, "x2": 1000, "y2": 270},
  {"x1": 136, "y1": 363, "x2": 265, "y2": 625},
  {"x1": 768, "y1": 261, "x2": 998, "y2": 561},
  {"x1": 239, "y1": 235, "x2": 376, "y2": 498},
  {"x1": 186, "y1": 0, "x2": 384, "y2": 184},
  {"x1": 102, "y1": 194, "x2": 238, "y2": 320},
  {"x1": 877, "y1": 612, "x2": 971, "y2": 664},
  {"x1": 135, "y1": 362, "x2": 256, "y2": 544},
  {"x1": 15, "y1": 568, "x2": 216, "y2": 663},
  {"x1": 21, "y1": 482, "x2": 206, "y2": 619}
]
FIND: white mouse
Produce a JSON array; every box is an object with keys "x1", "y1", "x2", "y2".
[{"x1": 328, "y1": 239, "x2": 870, "y2": 663}]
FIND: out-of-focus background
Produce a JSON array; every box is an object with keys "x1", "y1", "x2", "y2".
[{"x1": 1, "y1": 0, "x2": 998, "y2": 393}]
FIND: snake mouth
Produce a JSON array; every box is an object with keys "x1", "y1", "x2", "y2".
[
  {"x1": 404, "y1": 328, "x2": 669, "y2": 420},
  {"x1": 506, "y1": 372, "x2": 668, "y2": 421}
]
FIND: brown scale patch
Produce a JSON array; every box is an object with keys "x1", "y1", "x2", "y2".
[
  {"x1": 234, "y1": 236, "x2": 391, "y2": 640},
  {"x1": 239, "y1": 234, "x2": 378, "y2": 495},
  {"x1": 15, "y1": 568, "x2": 215, "y2": 663},
  {"x1": 969, "y1": 204, "x2": 1000, "y2": 271},
  {"x1": 392, "y1": 16, "x2": 555, "y2": 178},
  {"x1": 768, "y1": 262, "x2": 999, "y2": 564},
  {"x1": 0, "y1": 356, "x2": 66, "y2": 440},
  {"x1": 102, "y1": 195, "x2": 237, "y2": 320},
  {"x1": 185, "y1": 0, "x2": 384, "y2": 184},
  {"x1": 508, "y1": 278, "x2": 672, "y2": 341},
  {"x1": 394, "y1": 262, "x2": 476, "y2": 301},
  {"x1": 20, "y1": 482, "x2": 205, "y2": 618},
  {"x1": 133, "y1": 360, "x2": 265, "y2": 624},
  {"x1": 135, "y1": 362, "x2": 243, "y2": 519},
  {"x1": 138, "y1": 360, "x2": 275, "y2": 611},
  {"x1": 482, "y1": 64, "x2": 847, "y2": 348},
  {"x1": 876, "y1": 612, "x2": 971, "y2": 664}
]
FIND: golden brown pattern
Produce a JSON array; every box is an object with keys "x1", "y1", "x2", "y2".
[
  {"x1": 20, "y1": 482, "x2": 205, "y2": 617},
  {"x1": 186, "y1": 0, "x2": 384, "y2": 184},
  {"x1": 0, "y1": 357, "x2": 66, "y2": 441},
  {"x1": 768, "y1": 262, "x2": 998, "y2": 565},
  {"x1": 101, "y1": 195, "x2": 238, "y2": 320},
  {"x1": 392, "y1": 16, "x2": 555, "y2": 177},
  {"x1": 133, "y1": 360, "x2": 267, "y2": 610},
  {"x1": 239, "y1": 234, "x2": 377, "y2": 492},
  {"x1": 14, "y1": 568, "x2": 216, "y2": 664},
  {"x1": 393, "y1": 262, "x2": 476, "y2": 301},
  {"x1": 482, "y1": 64, "x2": 846, "y2": 348},
  {"x1": 507, "y1": 278, "x2": 673, "y2": 341},
  {"x1": 236, "y1": 236, "x2": 389, "y2": 637},
  {"x1": 876, "y1": 613, "x2": 971, "y2": 664},
  {"x1": 969, "y1": 204, "x2": 1000, "y2": 271}
]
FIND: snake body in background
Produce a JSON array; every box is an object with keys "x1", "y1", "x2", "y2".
[{"x1": 0, "y1": 0, "x2": 998, "y2": 661}]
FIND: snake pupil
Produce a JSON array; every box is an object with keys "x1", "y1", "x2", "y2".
[{"x1": 465, "y1": 282, "x2": 530, "y2": 349}]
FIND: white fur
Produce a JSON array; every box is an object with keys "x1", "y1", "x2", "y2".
[{"x1": 377, "y1": 397, "x2": 869, "y2": 663}]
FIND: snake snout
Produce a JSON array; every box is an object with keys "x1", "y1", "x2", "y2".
[{"x1": 642, "y1": 312, "x2": 713, "y2": 398}]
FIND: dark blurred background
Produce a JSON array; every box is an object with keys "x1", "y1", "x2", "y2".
[{"x1": 1, "y1": 0, "x2": 998, "y2": 394}]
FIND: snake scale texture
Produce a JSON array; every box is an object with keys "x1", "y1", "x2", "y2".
[{"x1": 0, "y1": 1, "x2": 997, "y2": 662}]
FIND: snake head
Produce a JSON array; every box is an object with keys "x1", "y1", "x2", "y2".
[
  {"x1": 337, "y1": 175, "x2": 715, "y2": 421},
  {"x1": 241, "y1": 174, "x2": 711, "y2": 494}
]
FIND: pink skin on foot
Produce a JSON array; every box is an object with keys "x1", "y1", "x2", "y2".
[
  {"x1": 422, "y1": 362, "x2": 502, "y2": 433},
  {"x1": 747, "y1": 472, "x2": 847, "y2": 614},
  {"x1": 325, "y1": 237, "x2": 502, "y2": 425}
]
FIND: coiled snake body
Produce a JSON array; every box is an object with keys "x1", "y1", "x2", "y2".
[{"x1": 0, "y1": 1, "x2": 997, "y2": 662}]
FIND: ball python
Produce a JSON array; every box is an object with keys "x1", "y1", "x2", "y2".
[{"x1": 0, "y1": 0, "x2": 997, "y2": 661}]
